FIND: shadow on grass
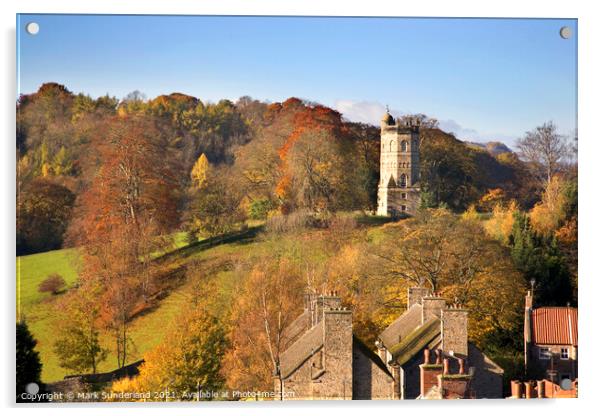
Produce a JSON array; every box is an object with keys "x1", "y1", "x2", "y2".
[{"x1": 156, "y1": 225, "x2": 264, "y2": 264}]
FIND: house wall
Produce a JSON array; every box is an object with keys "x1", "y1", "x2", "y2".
[
  {"x1": 352, "y1": 345, "x2": 394, "y2": 400},
  {"x1": 529, "y1": 344, "x2": 578, "y2": 380},
  {"x1": 467, "y1": 343, "x2": 504, "y2": 398}
]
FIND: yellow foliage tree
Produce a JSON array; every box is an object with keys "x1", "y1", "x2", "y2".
[
  {"x1": 462, "y1": 204, "x2": 479, "y2": 222},
  {"x1": 530, "y1": 175, "x2": 568, "y2": 236},
  {"x1": 484, "y1": 200, "x2": 518, "y2": 243},
  {"x1": 108, "y1": 304, "x2": 226, "y2": 401},
  {"x1": 348, "y1": 208, "x2": 524, "y2": 347},
  {"x1": 190, "y1": 153, "x2": 210, "y2": 189},
  {"x1": 222, "y1": 256, "x2": 305, "y2": 394}
]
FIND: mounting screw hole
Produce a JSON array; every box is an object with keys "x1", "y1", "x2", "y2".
[
  {"x1": 559, "y1": 26, "x2": 571, "y2": 40},
  {"x1": 26, "y1": 22, "x2": 39, "y2": 35}
]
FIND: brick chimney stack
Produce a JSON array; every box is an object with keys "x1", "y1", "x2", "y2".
[{"x1": 419, "y1": 349, "x2": 443, "y2": 398}]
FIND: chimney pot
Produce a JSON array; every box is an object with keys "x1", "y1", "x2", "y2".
[
  {"x1": 537, "y1": 380, "x2": 545, "y2": 398},
  {"x1": 524, "y1": 381, "x2": 535, "y2": 399},
  {"x1": 435, "y1": 349, "x2": 442, "y2": 364},
  {"x1": 511, "y1": 380, "x2": 523, "y2": 398},
  {"x1": 443, "y1": 358, "x2": 450, "y2": 375},
  {"x1": 458, "y1": 358, "x2": 465, "y2": 374}
]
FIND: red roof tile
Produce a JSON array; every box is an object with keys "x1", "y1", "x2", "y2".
[{"x1": 531, "y1": 307, "x2": 578, "y2": 346}]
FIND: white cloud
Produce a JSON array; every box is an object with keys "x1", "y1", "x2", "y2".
[
  {"x1": 334, "y1": 100, "x2": 400, "y2": 125},
  {"x1": 438, "y1": 119, "x2": 479, "y2": 140}
]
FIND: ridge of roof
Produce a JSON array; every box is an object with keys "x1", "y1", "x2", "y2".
[
  {"x1": 389, "y1": 317, "x2": 441, "y2": 366},
  {"x1": 379, "y1": 303, "x2": 423, "y2": 350}
]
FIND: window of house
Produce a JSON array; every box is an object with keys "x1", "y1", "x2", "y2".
[
  {"x1": 539, "y1": 347, "x2": 551, "y2": 360},
  {"x1": 401, "y1": 205, "x2": 407, "y2": 211},
  {"x1": 560, "y1": 348, "x2": 569, "y2": 360}
]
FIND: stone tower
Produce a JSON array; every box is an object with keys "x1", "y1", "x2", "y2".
[{"x1": 377, "y1": 111, "x2": 421, "y2": 216}]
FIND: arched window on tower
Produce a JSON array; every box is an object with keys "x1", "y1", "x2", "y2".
[
  {"x1": 401, "y1": 140, "x2": 408, "y2": 152},
  {"x1": 400, "y1": 173, "x2": 407, "y2": 188},
  {"x1": 389, "y1": 140, "x2": 394, "y2": 152}
]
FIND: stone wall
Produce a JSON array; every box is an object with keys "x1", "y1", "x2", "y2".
[
  {"x1": 319, "y1": 309, "x2": 353, "y2": 399},
  {"x1": 441, "y1": 308, "x2": 468, "y2": 356},
  {"x1": 468, "y1": 343, "x2": 504, "y2": 398},
  {"x1": 351, "y1": 343, "x2": 394, "y2": 400}
]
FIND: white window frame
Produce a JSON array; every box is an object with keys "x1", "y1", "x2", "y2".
[
  {"x1": 539, "y1": 347, "x2": 551, "y2": 360},
  {"x1": 560, "y1": 347, "x2": 569, "y2": 360}
]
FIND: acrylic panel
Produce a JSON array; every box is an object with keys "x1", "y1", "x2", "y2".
[{"x1": 16, "y1": 14, "x2": 578, "y2": 403}]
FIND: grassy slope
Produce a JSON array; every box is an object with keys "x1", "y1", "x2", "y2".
[{"x1": 16, "y1": 230, "x2": 257, "y2": 382}]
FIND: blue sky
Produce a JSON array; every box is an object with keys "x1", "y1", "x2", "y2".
[{"x1": 17, "y1": 14, "x2": 577, "y2": 146}]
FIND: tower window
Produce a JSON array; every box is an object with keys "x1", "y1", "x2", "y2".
[
  {"x1": 401, "y1": 205, "x2": 407, "y2": 211},
  {"x1": 401, "y1": 140, "x2": 408, "y2": 152},
  {"x1": 401, "y1": 193, "x2": 407, "y2": 199},
  {"x1": 399, "y1": 174, "x2": 407, "y2": 188},
  {"x1": 389, "y1": 140, "x2": 394, "y2": 152}
]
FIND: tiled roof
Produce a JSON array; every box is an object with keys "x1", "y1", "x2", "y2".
[
  {"x1": 390, "y1": 317, "x2": 441, "y2": 366},
  {"x1": 279, "y1": 320, "x2": 324, "y2": 379},
  {"x1": 531, "y1": 307, "x2": 578, "y2": 346},
  {"x1": 379, "y1": 304, "x2": 422, "y2": 350}
]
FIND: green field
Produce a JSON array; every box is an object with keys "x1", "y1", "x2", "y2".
[
  {"x1": 16, "y1": 228, "x2": 269, "y2": 382},
  {"x1": 16, "y1": 231, "x2": 214, "y2": 382}
]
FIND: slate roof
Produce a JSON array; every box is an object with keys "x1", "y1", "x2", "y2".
[
  {"x1": 279, "y1": 320, "x2": 324, "y2": 379},
  {"x1": 282, "y1": 310, "x2": 310, "y2": 347},
  {"x1": 531, "y1": 307, "x2": 578, "y2": 346},
  {"x1": 379, "y1": 304, "x2": 422, "y2": 350},
  {"x1": 389, "y1": 317, "x2": 441, "y2": 366}
]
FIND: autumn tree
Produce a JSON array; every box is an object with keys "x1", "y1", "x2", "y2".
[
  {"x1": 66, "y1": 115, "x2": 181, "y2": 368},
  {"x1": 110, "y1": 305, "x2": 226, "y2": 401},
  {"x1": 38, "y1": 273, "x2": 66, "y2": 295},
  {"x1": 53, "y1": 286, "x2": 108, "y2": 374},
  {"x1": 223, "y1": 256, "x2": 305, "y2": 393},
  {"x1": 186, "y1": 165, "x2": 245, "y2": 239},
  {"x1": 360, "y1": 208, "x2": 524, "y2": 346},
  {"x1": 516, "y1": 121, "x2": 569, "y2": 186},
  {"x1": 190, "y1": 153, "x2": 209, "y2": 189},
  {"x1": 17, "y1": 179, "x2": 75, "y2": 255}
]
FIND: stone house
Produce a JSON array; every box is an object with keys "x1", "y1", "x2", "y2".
[
  {"x1": 274, "y1": 293, "x2": 394, "y2": 400},
  {"x1": 375, "y1": 287, "x2": 504, "y2": 399},
  {"x1": 524, "y1": 290, "x2": 578, "y2": 382},
  {"x1": 275, "y1": 288, "x2": 504, "y2": 400}
]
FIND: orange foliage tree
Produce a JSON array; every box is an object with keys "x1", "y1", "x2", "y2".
[{"x1": 67, "y1": 115, "x2": 182, "y2": 369}]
